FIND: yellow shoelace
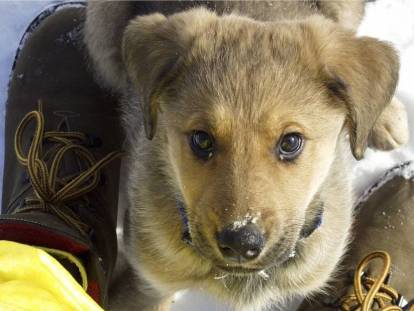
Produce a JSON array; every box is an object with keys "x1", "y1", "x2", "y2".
[
  {"x1": 12, "y1": 102, "x2": 123, "y2": 236},
  {"x1": 341, "y1": 251, "x2": 413, "y2": 311}
]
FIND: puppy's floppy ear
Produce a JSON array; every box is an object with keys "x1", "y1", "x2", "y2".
[
  {"x1": 312, "y1": 18, "x2": 399, "y2": 160},
  {"x1": 122, "y1": 8, "x2": 217, "y2": 139}
]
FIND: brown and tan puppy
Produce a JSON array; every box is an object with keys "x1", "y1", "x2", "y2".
[{"x1": 84, "y1": 2, "x2": 409, "y2": 310}]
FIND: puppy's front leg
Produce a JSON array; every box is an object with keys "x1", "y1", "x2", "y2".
[
  {"x1": 109, "y1": 253, "x2": 172, "y2": 311},
  {"x1": 143, "y1": 298, "x2": 173, "y2": 311},
  {"x1": 369, "y1": 96, "x2": 409, "y2": 151},
  {"x1": 109, "y1": 270, "x2": 172, "y2": 311}
]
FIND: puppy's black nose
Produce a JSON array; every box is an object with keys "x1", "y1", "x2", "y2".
[{"x1": 217, "y1": 223, "x2": 265, "y2": 262}]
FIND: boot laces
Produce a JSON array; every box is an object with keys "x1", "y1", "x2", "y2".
[
  {"x1": 341, "y1": 251, "x2": 413, "y2": 311},
  {"x1": 10, "y1": 102, "x2": 122, "y2": 236}
]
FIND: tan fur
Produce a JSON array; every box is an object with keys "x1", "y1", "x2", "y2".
[
  {"x1": 83, "y1": 2, "x2": 408, "y2": 310},
  {"x1": 369, "y1": 97, "x2": 409, "y2": 150},
  {"x1": 316, "y1": 1, "x2": 364, "y2": 31},
  {"x1": 84, "y1": 1, "x2": 137, "y2": 92}
]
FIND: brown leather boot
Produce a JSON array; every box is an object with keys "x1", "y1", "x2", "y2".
[
  {"x1": 0, "y1": 3, "x2": 123, "y2": 307},
  {"x1": 298, "y1": 161, "x2": 414, "y2": 311}
]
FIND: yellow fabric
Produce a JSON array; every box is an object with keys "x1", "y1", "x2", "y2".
[
  {"x1": 37, "y1": 246, "x2": 88, "y2": 291},
  {"x1": 0, "y1": 240, "x2": 103, "y2": 311}
]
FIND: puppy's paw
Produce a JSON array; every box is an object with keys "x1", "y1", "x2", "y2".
[{"x1": 369, "y1": 97, "x2": 409, "y2": 151}]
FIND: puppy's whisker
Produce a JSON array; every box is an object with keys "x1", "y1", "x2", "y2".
[
  {"x1": 220, "y1": 277, "x2": 230, "y2": 291},
  {"x1": 214, "y1": 273, "x2": 229, "y2": 280}
]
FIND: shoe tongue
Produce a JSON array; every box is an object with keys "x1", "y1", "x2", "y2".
[{"x1": 58, "y1": 146, "x2": 85, "y2": 184}]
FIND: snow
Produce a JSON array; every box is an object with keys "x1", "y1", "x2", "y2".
[{"x1": 0, "y1": 1, "x2": 413, "y2": 310}]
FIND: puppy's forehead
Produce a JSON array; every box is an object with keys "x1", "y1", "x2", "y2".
[
  {"x1": 165, "y1": 16, "x2": 344, "y2": 137},
  {"x1": 192, "y1": 15, "x2": 309, "y2": 59},
  {"x1": 185, "y1": 21, "x2": 317, "y2": 90}
]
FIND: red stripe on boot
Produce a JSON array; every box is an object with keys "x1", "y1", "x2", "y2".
[{"x1": 0, "y1": 222, "x2": 89, "y2": 254}]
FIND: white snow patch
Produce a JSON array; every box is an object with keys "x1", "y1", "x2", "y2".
[
  {"x1": 232, "y1": 219, "x2": 249, "y2": 230},
  {"x1": 258, "y1": 270, "x2": 270, "y2": 280},
  {"x1": 232, "y1": 212, "x2": 261, "y2": 230}
]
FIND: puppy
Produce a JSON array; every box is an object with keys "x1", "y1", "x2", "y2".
[{"x1": 84, "y1": 2, "x2": 409, "y2": 310}]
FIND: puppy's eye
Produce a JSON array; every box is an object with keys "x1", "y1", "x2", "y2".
[
  {"x1": 277, "y1": 133, "x2": 304, "y2": 161},
  {"x1": 189, "y1": 130, "x2": 214, "y2": 160}
]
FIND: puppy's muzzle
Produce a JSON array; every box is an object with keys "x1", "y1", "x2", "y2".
[{"x1": 217, "y1": 223, "x2": 265, "y2": 263}]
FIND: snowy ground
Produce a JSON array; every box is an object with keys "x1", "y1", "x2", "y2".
[{"x1": 0, "y1": 1, "x2": 413, "y2": 310}]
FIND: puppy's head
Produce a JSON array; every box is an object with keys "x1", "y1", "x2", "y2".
[{"x1": 123, "y1": 9, "x2": 398, "y2": 273}]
